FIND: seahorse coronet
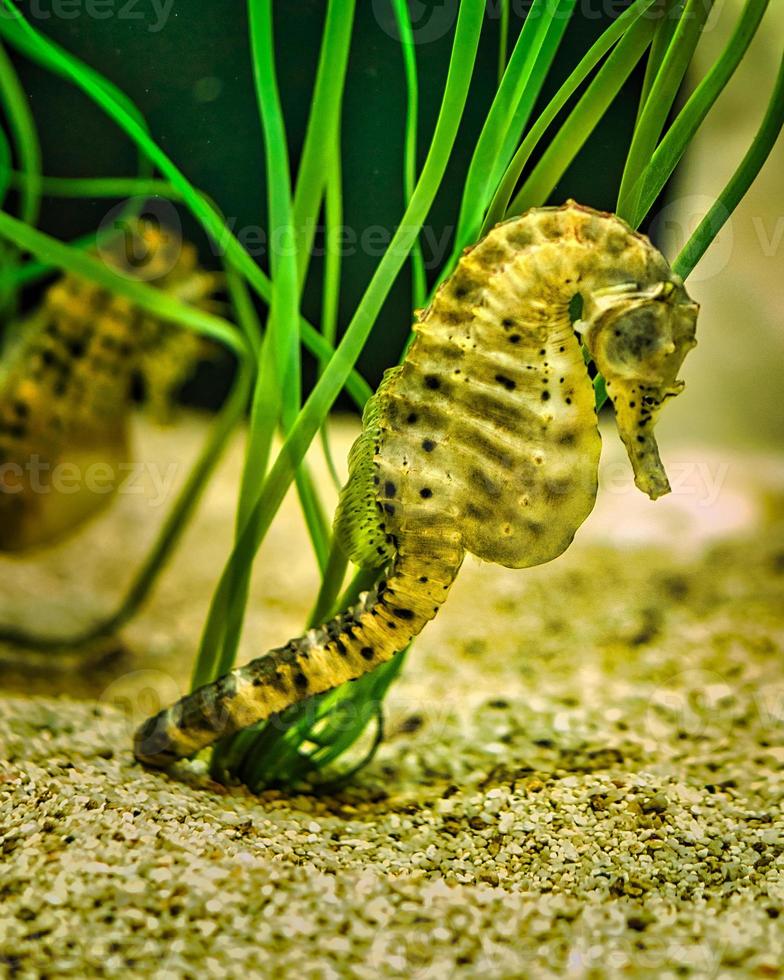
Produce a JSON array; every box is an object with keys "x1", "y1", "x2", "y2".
[{"x1": 132, "y1": 201, "x2": 699, "y2": 769}]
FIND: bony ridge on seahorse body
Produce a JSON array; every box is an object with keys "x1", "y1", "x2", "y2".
[
  {"x1": 134, "y1": 201, "x2": 698, "y2": 769},
  {"x1": 0, "y1": 219, "x2": 218, "y2": 551}
]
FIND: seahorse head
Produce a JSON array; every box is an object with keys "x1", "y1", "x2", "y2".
[{"x1": 578, "y1": 279, "x2": 699, "y2": 500}]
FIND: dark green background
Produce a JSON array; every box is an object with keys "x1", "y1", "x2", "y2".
[{"x1": 8, "y1": 1, "x2": 654, "y2": 408}]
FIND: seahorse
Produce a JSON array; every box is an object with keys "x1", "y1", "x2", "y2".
[
  {"x1": 134, "y1": 201, "x2": 698, "y2": 768},
  {"x1": 0, "y1": 220, "x2": 218, "y2": 551}
]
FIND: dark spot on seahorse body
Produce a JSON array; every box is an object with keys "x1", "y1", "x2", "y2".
[
  {"x1": 335, "y1": 639, "x2": 347, "y2": 655},
  {"x1": 384, "y1": 400, "x2": 401, "y2": 423},
  {"x1": 546, "y1": 478, "x2": 571, "y2": 497},
  {"x1": 605, "y1": 229, "x2": 630, "y2": 256},
  {"x1": 422, "y1": 439, "x2": 436, "y2": 453},
  {"x1": 540, "y1": 215, "x2": 565, "y2": 239},
  {"x1": 502, "y1": 318, "x2": 515, "y2": 329},
  {"x1": 270, "y1": 670, "x2": 290, "y2": 692},
  {"x1": 528, "y1": 520, "x2": 544, "y2": 536},
  {"x1": 471, "y1": 467, "x2": 501, "y2": 498},
  {"x1": 424, "y1": 375, "x2": 440, "y2": 390},
  {"x1": 377, "y1": 546, "x2": 386, "y2": 556},
  {"x1": 495, "y1": 373, "x2": 516, "y2": 391},
  {"x1": 450, "y1": 268, "x2": 483, "y2": 302},
  {"x1": 293, "y1": 671, "x2": 309, "y2": 689},
  {"x1": 508, "y1": 334, "x2": 521, "y2": 344},
  {"x1": 539, "y1": 349, "x2": 546, "y2": 356},
  {"x1": 475, "y1": 241, "x2": 507, "y2": 268},
  {"x1": 439, "y1": 307, "x2": 472, "y2": 326},
  {"x1": 558, "y1": 430, "x2": 576, "y2": 448},
  {"x1": 505, "y1": 225, "x2": 537, "y2": 249},
  {"x1": 637, "y1": 435, "x2": 645, "y2": 443},
  {"x1": 373, "y1": 475, "x2": 380, "y2": 485},
  {"x1": 419, "y1": 487, "x2": 432, "y2": 499},
  {"x1": 541, "y1": 390, "x2": 551, "y2": 401},
  {"x1": 419, "y1": 576, "x2": 429, "y2": 583},
  {"x1": 383, "y1": 503, "x2": 395, "y2": 516},
  {"x1": 466, "y1": 428, "x2": 515, "y2": 471},
  {"x1": 384, "y1": 480, "x2": 396, "y2": 498},
  {"x1": 13, "y1": 401, "x2": 29, "y2": 419},
  {"x1": 406, "y1": 412, "x2": 418, "y2": 424},
  {"x1": 565, "y1": 397, "x2": 572, "y2": 405},
  {"x1": 252, "y1": 676, "x2": 264, "y2": 687},
  {"x1": 393, "y1": 607, "x2": 415, "y2": 621},
  {"x1": 360, "y1": 646, "x2": 374, "y2": 661}
]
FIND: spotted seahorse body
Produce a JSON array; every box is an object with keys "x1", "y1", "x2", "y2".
[
  {"x1": 134, "y1": 202, "x2": 698, "y2": 768},
  {"x1": 0, "y1": 222, "x2": 217, "y2": 551}
]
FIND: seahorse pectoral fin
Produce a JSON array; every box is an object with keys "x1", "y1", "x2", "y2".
[{"x1": 579, "y1": 281, "x2": 698, "y2": 500}]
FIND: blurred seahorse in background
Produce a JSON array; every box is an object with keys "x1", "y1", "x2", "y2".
[
  {"x1": 0, "y1": 220, "x2": 218, "y2": 552},
  {"x1": 135, "y1": 201, "x2": 698, "y2": 769}
]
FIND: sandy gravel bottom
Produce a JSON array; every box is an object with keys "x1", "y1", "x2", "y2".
[{"x1": 1, "y1": 416, "x2": 783, "y2": 978}]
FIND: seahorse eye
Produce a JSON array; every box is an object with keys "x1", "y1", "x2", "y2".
[
  {"x1": 605, "y1": 307, "x2": 668, "y2": 376},
  {"x1": 588, "y1": 295, "x2": 687, "y2": 387}
]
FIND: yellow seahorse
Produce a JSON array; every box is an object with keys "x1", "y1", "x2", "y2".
[
  {"x1": 0, "y1": 220, "x2": 218, "y2": 552},
  {"x1": 134, "y1": 202, "x2": 698, "y2": 768}
]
